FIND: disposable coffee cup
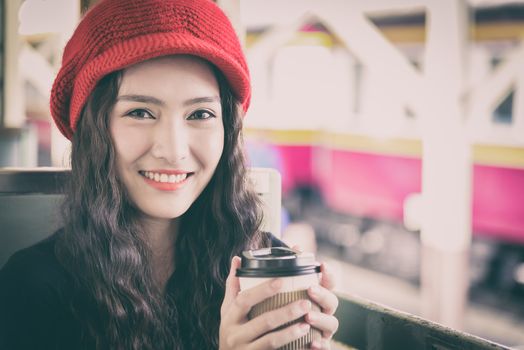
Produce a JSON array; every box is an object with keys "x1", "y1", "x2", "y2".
[{"x1": 236, "y1": 247, "x2": 322, "y2": 350}]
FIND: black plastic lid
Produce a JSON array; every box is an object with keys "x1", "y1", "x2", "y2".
[{"x1": 236, "y1": 247, "x2": 321, "y2": 277}]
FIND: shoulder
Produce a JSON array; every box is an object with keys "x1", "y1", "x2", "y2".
[
  {"x1": 0, "y1": 229, "x2": 68, "y2": 291},
  {"x1": 0, "y1": 229, "x2": 75, "y2": 349}
]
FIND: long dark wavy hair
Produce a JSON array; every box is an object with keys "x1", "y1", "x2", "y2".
[{"x1": 55, "y1": 59, "x2": 268, "y2": 349}]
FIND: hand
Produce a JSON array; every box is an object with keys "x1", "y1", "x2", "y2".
[
  {"x1": 219, "y1": 256, "x2": 313, "y2": 349},
  {"x1": 306, "y1": 262, "x2": 339, "y2": 349}
]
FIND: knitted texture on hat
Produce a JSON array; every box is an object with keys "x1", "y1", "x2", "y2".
[{"x1": 50, "y1": 0, "x2": 250, "y2": 139}]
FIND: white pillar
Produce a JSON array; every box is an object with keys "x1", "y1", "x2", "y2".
[
  {"x1": 49, "y1": 0, "x2": 81, "y2": 167},
  {"x1": 216, "y1": 0, "x2": 245, "y2": 45},
  {"x1": 420, "y1": 0, "x2": 472, "y2": 329},
  {"x1": 3, "y1": 0, "x2": 25, "y2": 128}
]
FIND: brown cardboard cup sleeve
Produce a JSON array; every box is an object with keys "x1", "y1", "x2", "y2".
[{"x1": 248, "y1": 289, "x2": 322, "y2": 350}]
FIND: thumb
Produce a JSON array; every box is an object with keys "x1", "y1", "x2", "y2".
[
  {"x1": 222, "y1": 256, "x2": 241, "y2": 311},
  {"x1": 319, "y1": 261, "x2": 336, "y2": 291}
]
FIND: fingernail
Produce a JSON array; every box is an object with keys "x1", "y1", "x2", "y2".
[
  {"x1": 300, "y1": 323, "x2": 310, "y2": 333},
  {"x1": 311, "y1": 340, "x2": 322, "y2": 349},
  {"x1": 307, "y1": 312, "x2": 316, "y2": 322},
  {"x1": 271, "y1": 279, "x2": 282, "y2": 290},
  {"x1": 301, "y1": 300, "x2": 311, "y2": 311}
]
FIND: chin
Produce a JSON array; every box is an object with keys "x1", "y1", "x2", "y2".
[{"x1": 139, "y1": 204, "x2": 192, "y2": 220}]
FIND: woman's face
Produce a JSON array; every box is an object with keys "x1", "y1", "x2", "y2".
[{"x1": 110, "y1": 55, "x2": 224, "y2": 220}]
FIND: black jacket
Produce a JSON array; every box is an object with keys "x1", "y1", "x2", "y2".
[{"x1": 0, "y1": 229, "x2": 287, "y2": 350}]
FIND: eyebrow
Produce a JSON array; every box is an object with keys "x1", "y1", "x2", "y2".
[
  {"x1": 183, "y1": 96, "x2": 221, "y2": 106},
  {"x1": 116, "y1": 94, "x2": 220, "y2": 107}
]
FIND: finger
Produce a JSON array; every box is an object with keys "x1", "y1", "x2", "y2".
[
  {"x1": 308, "y1": 285, "x2": 338, "y2": 315},
  {"x1": 229, "y1": 278, "x2": 283, "y2": 323},
  {"x1": 319, "y1": 262, "x2": 336, "y2": 291},
  {"x1": 233, "y1": 299, "x2": 312, "y2": 344},
  {"x1": 311, "y1": 338, "x2": 331, "y2": 349},
  {"x1": 221, "y1": 256, "x2": 241, "y2": 314},
  {"x1": 305, "y1": 311, "x2": 339, "y2": 339},
  {"x1": 248, "y1": 323, "x2": 310, "y2": 350}
]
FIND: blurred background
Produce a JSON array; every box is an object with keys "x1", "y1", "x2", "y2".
[{"x1": 1, "y1": 0, "x2": 523, "y2": 347}]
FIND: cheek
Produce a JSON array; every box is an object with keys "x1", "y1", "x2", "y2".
[
  {"x1": 111, "y1": 126, "x2": 151, "y2": 165},
  {"x1": 204, "y1": 129, "x2": 224, "y2": 166},
  {"x1": 188, "y1": 128, "x2": 224, "y2": 170}
]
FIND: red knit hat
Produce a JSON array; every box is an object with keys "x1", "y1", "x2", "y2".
[{"x1": 50, "y1": 0, "x2": 251, "y2": 140}]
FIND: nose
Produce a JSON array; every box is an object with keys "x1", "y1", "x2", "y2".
[{"x1": 151, "y1": 117, "x2": 189, "y2": 164}]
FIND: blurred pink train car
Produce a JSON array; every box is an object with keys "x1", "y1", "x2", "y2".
[{"x1": 249, "y1": 131, "x2": 524, "y2": 245}]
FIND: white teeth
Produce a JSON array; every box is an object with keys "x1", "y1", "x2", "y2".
[{"x1": 142, "y1": 171, "x2": 188, "y2": 184}]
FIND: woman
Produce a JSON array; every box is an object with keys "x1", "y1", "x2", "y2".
[{"x1": 0, "y1": 0, "x2": 338, "y2": 349}]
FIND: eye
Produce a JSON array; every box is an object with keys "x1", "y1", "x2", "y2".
[
  {"x1": 187, "y1": 109, "x2": 216, "y2": 120},
  {"x1": 125, "y1": 109, "x2": 155, "y2": 119}
]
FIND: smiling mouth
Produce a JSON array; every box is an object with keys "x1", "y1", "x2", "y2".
[{"x1": 138, "y1": 170, "x2": 194, "y2": 184}]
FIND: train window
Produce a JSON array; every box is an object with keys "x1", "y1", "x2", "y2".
[
  {"x1": 490, "y1": 56, "x2": 502, "y2": 68},
  {"x1": 353, "y1": 62, "x2": 363, "y2": 114},
  {"x1": 404, "y1": 106, "x2": 416, "y2": 119},
  {"x1": 492, "y1": 90, "x2": 514, "y2": 124}
]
